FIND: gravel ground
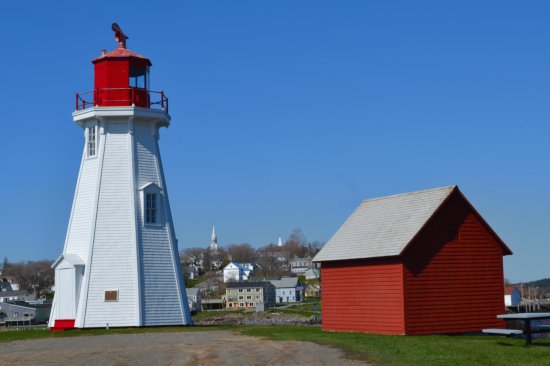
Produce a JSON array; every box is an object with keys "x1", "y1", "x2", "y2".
[{"x1": 0, "y1": 330, "x2": 367, "y2": 366}]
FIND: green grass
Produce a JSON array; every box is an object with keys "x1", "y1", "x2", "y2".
[
  {"x1": 241, "y1": 326, "x2": 550, "y2": 366},
  {"x1": 304, "y1": 296, "x2": 321, "y2": 303},
  {"x1": 2, "y1": 325, "x2": 550, "y2": 365},
  {"x1": 185, "y1": 278, "x2": 201, "y2": 288},
  {"x1": 286, "y1": 302, "x2": 322, "y2": 312}
]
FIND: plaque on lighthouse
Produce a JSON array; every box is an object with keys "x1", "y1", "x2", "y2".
[{"x1": 49, "y1": 25, "x2": 192, "y2": 330}]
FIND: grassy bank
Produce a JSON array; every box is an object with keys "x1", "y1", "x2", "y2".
[{"x1": 241, "y1": 326, "x2": 550, "y2": 366}]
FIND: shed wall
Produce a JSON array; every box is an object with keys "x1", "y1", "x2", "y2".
[
  {"x1": 321, "y1": 259, "x2": 405, "y2": 334},
  {"x1": 403, "y1": 192, "x2": 506, "y2": 334}
]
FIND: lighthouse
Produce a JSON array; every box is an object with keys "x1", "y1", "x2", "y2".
[{"x1": 49, "y1": 24, "x2": 192, "y2": 330}]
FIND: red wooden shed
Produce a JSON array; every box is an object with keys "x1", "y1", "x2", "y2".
[{"x1": 313, "y1": 185, "x2": 512, "y2": 335}]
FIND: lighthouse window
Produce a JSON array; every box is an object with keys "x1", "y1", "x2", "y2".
[
  {"x1": 87, "y1": 126, "x2": 97, "y2": 157},
  {"x1": 129, "y1": 67, "x2": 147, "y2": 89},
  {"x1": 145, "y1": 193, "x2": 157, "y2": 224}
]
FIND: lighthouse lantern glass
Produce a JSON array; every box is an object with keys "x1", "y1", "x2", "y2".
[{"x1": 129, "y1": 66, "x2": 148, "y2": 89}]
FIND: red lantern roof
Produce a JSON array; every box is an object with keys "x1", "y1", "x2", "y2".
[{"x1": 92, "y1": 47, "x2": 152, "y2": 66}]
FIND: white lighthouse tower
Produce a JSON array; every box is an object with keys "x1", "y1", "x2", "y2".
[{"x1": 49, "y1": 24, "x2": 192, "y2": 330}]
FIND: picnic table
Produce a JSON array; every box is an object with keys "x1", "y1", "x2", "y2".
[{"x1": 497, "y1": 312, "x2": 550, "y2": 345}]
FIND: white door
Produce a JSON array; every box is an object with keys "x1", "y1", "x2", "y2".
[{"x1": 57, "y1": 268, "x2": 75, "y2": 319}]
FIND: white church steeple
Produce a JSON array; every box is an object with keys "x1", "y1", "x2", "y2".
[
  {"x1": 277, "y1": 236, "x2": 283, "y2": 247},
  {"x1": 211, "y1": 225, "x2": 218, "y2": 251}
]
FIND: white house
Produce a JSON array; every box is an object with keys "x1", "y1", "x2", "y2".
[
  {"x1": 505, "y1": 286, "x2": 522, "y2": 306},
  {"x1": 304, "y1": 268, "x2": 320, "y2": 280},
  {"x1": 223, "y1": 262, "x2": 254, "y2": 283},
  {"x1": 0, "y1": 290, "x2": 28, "y2": 303},
  {"x1": 184, "y1": 263, "x2": 199, "y2": 280},
  {"x1": 1, "y1": 276, "x2": 20, "y2": 291},
  {"x1": 270, "y1": 277, "x2": 303, "y2": 304},
  {"x1": 185, "y1": 288, "x2": 201, "y2": 313},
  {"x1": 290, "y1": 257, "x2": 315, "y2": 274}
]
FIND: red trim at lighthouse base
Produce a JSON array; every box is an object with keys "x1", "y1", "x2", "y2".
[{"x1": 50, "y1": 319, "x2": 76, "y2": 332}]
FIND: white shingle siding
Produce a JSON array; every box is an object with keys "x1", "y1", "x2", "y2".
[
  {"x1": 83, "y1": 124, "x2": 138, "y2": 327},
  {"x1": 313, "y1": 186, "x2": 456, "y2": 262},
  {"x1": 51, "y1": 108, "x2": 192, "y2": 329},
  {"x1": 137, "y1": 130, "x2": 185, "y2": 326},
  {"x1": 64, "y1": 147, "x2": 99, "y2": 263}
]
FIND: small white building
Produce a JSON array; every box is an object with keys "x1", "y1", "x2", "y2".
[
  {"x1": 270, "y1": 277, "x2": 303, "y2": 304},
  {"x1": 185, "y1": 288, "x2": 201, "y2": 313},
  {"x1": 1, "y1": 276, "x2": 20, "y2": 291},
  {"x1": 184, "y1": 263, "x2": 199, "y2": 280},
  {"x1": 305, "y1": 268, "x2": 320, "y2": 280},
  {"x1": 505, "y1": 286, "x2": 522, "y2": 306},
  {"x1": 223, "y1": 262, "x2": 254, "y2": 283},
  {"x1": 0, "y1": 290, "x2": 28, "y2": 303},
  {"x1": 290, "y1": 257, "x2": 314, "y2": 274}
]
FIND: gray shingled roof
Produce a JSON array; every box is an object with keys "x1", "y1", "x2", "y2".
[
  {"x1": 313, "y1": 185, "x2": 457, "y2": 262},
  {"x1": 270, "y1": 277, "x2": 300, "y2": 289}
]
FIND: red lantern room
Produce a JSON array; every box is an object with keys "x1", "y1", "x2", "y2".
[{"x1": 76, "y1": 24, "x2": 168, "y2": 111}]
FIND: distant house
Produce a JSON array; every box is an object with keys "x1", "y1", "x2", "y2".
[
  {"x1": 1, "y1": 276, "x2": 20, "y2": 291},
  {"x1": 305, "y1": 268, "x2": 320, "y2": 280},
  {"x1": 186, "y1": 287, "x2": 202, "y2": 313},
  {"x1": 0, "y1": 290, "x2": 28, "y2": 303},
  {"x1": 201, "y1": 297, "x2": 225, "y2": 310},
  {"x1": 0, "y1": 301, "x2": 51, "y2": 325},
  {"x1": 270, "y1": 277, "x2": 304, "y2": 304},
  {"x1": 268, "y1": 251, "x2": 290, "y2": 268},
  {"x1": 225, "y1": 281, "x2": 275, "y2": 310},
  {"x1": 223, "y1": 262, "x2": 254, "y2": 283},
  {"x1": 314, "y1": 185, "x2": 512, "y2": 335},
  {"x1": 305, "y1": 284, "x2": 321, "y2": 298},
  {"x1": 184, "y1": 263, "x2": 199, "y2": 280},
  {"x1": 290, "y1": 257, "x2": 314, "y2": 274},
  {"x1": 1, "y1": 281, "x2": 13, "y2": 292},
  {"x1": 505, "y1": 286, "x2": 522, "y2": 306}
]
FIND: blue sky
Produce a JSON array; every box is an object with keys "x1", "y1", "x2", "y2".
[{"x1": 0, "y1": 1, "x2": 548, "y2": 282}]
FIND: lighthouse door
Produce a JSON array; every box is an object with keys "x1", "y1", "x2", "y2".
[{"x1": 57, "y1": 267, "x2": 75, "y2": 319}]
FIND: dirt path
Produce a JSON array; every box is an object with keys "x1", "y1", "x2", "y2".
[{"x1": 0, "y1": 330, "x2": 367, "y2": 365}]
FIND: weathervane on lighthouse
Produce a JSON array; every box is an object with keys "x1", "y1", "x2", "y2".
[
  {"x1": 49, "y1": 24, "x2": 192, "y2": 330},
  {"x1": 112, "y1": 23, "x2": 128, "y2": 48}
]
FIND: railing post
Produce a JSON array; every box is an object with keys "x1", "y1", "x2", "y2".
[
  {"x1": 75, "y1": 93, "x2": 79, "y2": 111},
  {"x1": 161, "y1": 91, "x2": 165, "y2": 110}
]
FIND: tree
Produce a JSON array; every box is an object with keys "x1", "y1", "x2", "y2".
[
  {"x1": 2, "y1": 260, "x2": 54, "y2": 298},
  {"x1": 210, "y1": 247, "x2": 228, "y2": 270},
  {"x1": 285, "y1": 228, "x2": 309, "y2": 258},
  {"x1": 255, "y1": 254, "x2": 289, "y2": 279},
  {"x1": 180, "y1": 247, "x2": 206, "y2": 265},
  {"x1": 226, "y1": 243, "x2": 256, "y2": 262}
]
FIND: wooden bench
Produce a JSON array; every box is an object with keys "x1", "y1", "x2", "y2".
[{"x1": 482, "y1": 329, "x2": 523, "y2": 336}]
